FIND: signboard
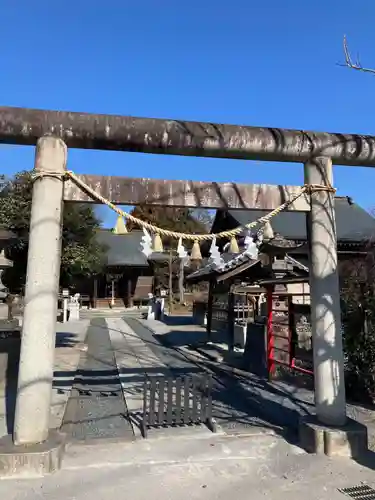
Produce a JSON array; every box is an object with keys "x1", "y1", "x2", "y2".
[
  {"x1": 271, "y1": 295, "x2": 290, "y2": 363},
  {"x1": 106, "y1": 273, "x2": 122, "y2": 281},
  {"x1": 291, "y1": 303, "x2": 311, "y2": 350},
  {"x1": 212, "y1": 292, "x2": 229, "y2": 325},
  {"x1": 272, "y1": 296, "x2": 288, "y2": 312}
]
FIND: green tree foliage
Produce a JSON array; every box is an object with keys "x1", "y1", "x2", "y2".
[
  {"x1": 0, "y1": 171, "x2": 107, "y2": 292},
  {"x1": 340, "y1": 253, "x2": 375, "y2": 402}
]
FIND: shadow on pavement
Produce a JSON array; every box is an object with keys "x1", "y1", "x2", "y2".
[
  {"x1": 0, "y1": 330, "x2": 83, "y2": 435},
  {"x1": 131, "y1": 318, "x2": 310, "y2": 441}
]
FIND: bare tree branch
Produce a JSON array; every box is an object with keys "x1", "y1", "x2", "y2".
[{"x1": 339, "y1": 35, "x2": 375, "y2": 75}]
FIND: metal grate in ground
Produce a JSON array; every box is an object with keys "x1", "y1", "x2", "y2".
[{"x1": 339, "y1": 484, "x2": 375, "y2": 499}]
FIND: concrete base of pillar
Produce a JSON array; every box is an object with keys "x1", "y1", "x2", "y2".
[
  {"x1": 0, "y1": 431, "x2": 66, "y2": 478},
  {"x1": 299, "y1": 415, "x2": 368, "y2": 458}
]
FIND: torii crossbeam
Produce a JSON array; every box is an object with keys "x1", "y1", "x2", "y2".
[{"x1": 1, "y1": 105, "x2": 375, "y2": 166}]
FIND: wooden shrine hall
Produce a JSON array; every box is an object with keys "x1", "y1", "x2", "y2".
[
  {"x1": 91, "y1": 229, "x2": 153, "y2": 308},
  {"x1": 75, "y1": 229, "x2": 172, "y2": 308}
]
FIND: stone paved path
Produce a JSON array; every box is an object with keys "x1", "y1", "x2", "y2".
[
  {"x1": 140, "y1": 316, "x2": 375, "y2": 444},
  {"x1": 0, "y1": 319, "x2": 89, "y2": 438},
  {"x1": 59, "y1": 315, "x2": 375, "y2": 445},
  {"x1": 121, "y1": 317, "x2": 285, "y2": 437},
  {"x1": 61, "y1": 318, "x2": 134, "y2": 442}
]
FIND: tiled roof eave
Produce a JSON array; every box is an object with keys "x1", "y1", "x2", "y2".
[{"x1": 186, "y1": 252, "x2": 256, "y2": 281}]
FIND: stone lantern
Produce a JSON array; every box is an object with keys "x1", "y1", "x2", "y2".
[
  {"x1": 0, "y1": 227, "x2": 20, "y2": 413},
  {"x1": 0, "y1": 226, "x2": 18, "y2": 329},
  {"x1": 0, "y1": 226, "x2": 14, "y2": 301}
]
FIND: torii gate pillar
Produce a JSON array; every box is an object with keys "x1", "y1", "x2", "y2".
[
  {"x1": 304, "y1": 156, "x2": 347, "y2": 426},
  {"x1": 13, "y1": 136, "x2": 67, "y2": 446},
  {"x1": 300, "y1": 157, "x2": 367, "y2": 458}
]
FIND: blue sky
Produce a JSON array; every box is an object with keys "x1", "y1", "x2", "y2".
[{"x1": 1, "y1": 1, "x2": 375, "y2": 227}]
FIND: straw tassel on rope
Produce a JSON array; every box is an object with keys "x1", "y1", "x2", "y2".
[
  {"x1": 191, "y1": 240, "x2": 202, "y2": 260},
  {"x1": 153, "y1": 233, "x2": 164, "y2": 252},
  {"x1": 112, "y1": 215, "x2": 128, "y2": 234},
  {"x1": 262, "y1": 221, "x2": 274, "y2": 240},
  {"x1": 229, "y1": 236, "x2": 239, "y2": 253}
]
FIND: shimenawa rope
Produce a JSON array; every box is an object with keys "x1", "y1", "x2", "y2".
[{"x1": 32, "y1": 169, "x2": 336, "y2": 242}]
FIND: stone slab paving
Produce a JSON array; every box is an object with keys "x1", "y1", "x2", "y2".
[
  {"x1": 30, "y1": 313, "x2": 375, "y2": 446},
  {"x1": 0, "y1": 319, "x2": 89, "y2": 438},
  {"x1": 107, "y1": 317, "x2": 215, "y2": 440},
  {"x1": 141, "y1": 316, "x2": 375, "y2": 442},
  {"x1": 50, "y1": 320, "x2": 90, "y2": 430},
  {"x1": 3, "y1": 432, "x2": 375, "y2": 499},
  {"x1": 80, "y1": 307, "x2": 146, "y2": 319},
  {"x1": 125, "y1": 317, "x2": 202, "y2": 375},
  {"x1": 126, "y1": 318, "x2": 279, "y2": 436},
  {"x1": 61, "y1": 318, "x2": 134, "y2": 442},
  {"x1": 106, "y1": 316, "x2": 172, "y2": 438}
]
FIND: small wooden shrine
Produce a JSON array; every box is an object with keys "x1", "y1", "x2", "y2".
[{"x1": 187, "y1": 231, "x2": 312, "y2": 377}]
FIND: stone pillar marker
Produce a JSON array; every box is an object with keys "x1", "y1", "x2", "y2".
[
  {"x1": 13, "y1": 136, "x2": 67, "y2": 446},
  {"x1": 304, "y1": 157, "x2": 346, "y2": 426}
]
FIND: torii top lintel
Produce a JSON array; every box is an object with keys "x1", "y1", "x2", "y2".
[{"x1": 0, "y1": 106, "x2": 374, "y2": 166}]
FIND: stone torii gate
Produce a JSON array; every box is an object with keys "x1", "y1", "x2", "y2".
[{"x1": 0, "y1": 106, "x2": 371, "y2": 468}]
